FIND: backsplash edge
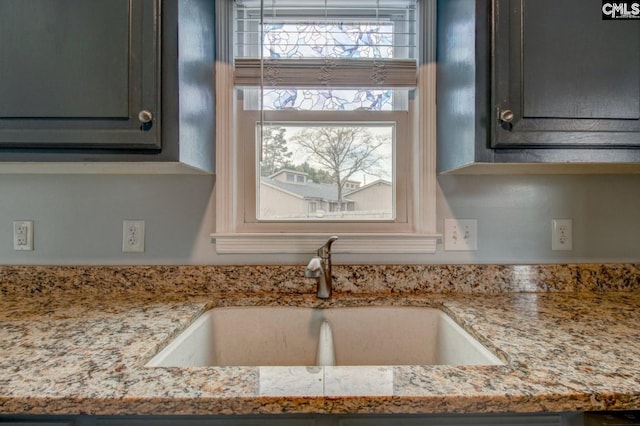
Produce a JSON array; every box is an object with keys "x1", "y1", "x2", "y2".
[{"x1": 0, "y1": 264, "x2": 638, "y2": 296}]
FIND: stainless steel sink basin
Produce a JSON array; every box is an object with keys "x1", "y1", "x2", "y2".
[{"x1": 146, "y1": 306, "x2": 503, "y2": 367}]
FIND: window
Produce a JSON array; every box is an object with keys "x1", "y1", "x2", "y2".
[{"x1": 213, "y1": 0, "x2": 438, "y2": 254}]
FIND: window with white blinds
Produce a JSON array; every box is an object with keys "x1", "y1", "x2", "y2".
[{"x1": 213, "y1": 0, "x2": 438, "y2": 254}]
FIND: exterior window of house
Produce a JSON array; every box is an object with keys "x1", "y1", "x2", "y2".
[{"x1": 213, "y1": 0, "x2": 438, "y2": 254}]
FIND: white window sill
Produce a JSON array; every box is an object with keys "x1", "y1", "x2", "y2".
[{"x1": 211, "y1": 233, "x2": 441, "y2": 254}]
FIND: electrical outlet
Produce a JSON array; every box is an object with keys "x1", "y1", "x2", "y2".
[
  {"x1": 552, "y1": 219, "x2": 572, "y2": 251},
  {"x1": 444, "y1": 219, "x2": 478, "y2": 251},
  {"x1": 122, "y1": 220, "x2": 145, "y2": 253},
  {"x1": 13, "y1": 220, "x2": 34, "y2": 251}
]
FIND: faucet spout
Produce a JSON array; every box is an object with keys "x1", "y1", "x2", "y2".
[
  {"x1": 317, "y1": 235, "x2": 339, "y2": 258},
  {"x1": 306, "y1": 236, "x2": 339, "y2": 299}
]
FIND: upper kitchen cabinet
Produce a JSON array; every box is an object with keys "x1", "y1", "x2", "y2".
[
  {"x1": 437, "y1": 0, "x2": 640, "y2": 174},
  {"x1": 0, "y1": 0, "x2": 215, "y2": 174},
  {"x1": 0, "y1": 0, "x2": 160, "y2": 150},
  {"x1": 493, "y1": 0, "x2": 640, "y2": 148}
]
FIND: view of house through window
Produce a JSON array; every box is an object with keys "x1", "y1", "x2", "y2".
[{"x1": 258, "y1": 123, "x2": 395, "y2": 220}]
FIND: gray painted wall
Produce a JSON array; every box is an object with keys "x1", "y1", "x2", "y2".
[{"x1": 0, "y1": 173, "x2": 638, "y2": 265}]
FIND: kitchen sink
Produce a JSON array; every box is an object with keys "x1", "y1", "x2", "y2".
[{"x1": 146, "y1": 306, "x2": 503, "y2": 367}]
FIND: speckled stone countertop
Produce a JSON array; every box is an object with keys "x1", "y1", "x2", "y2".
[{"x1": 0, "y1": 264, "x2": 639, "y2": 416}]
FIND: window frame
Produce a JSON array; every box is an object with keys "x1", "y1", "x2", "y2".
[
  {"x1": 239, "y1": 108, "x2": 409, "y2": 229},
  {"x1": 212, "y1": 0, "x2": 439, "y2": 254}
]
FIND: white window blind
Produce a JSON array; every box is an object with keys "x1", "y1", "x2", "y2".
[{"x1": 233, "y1": 0, "x2": 417, "y2": 89}]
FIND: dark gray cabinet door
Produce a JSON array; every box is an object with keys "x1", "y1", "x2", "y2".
[
  {"x1": 0, "y1": 0, "x2": 160, "y2": 149},
  {"x1": 492, "y1": 0, "x2": 640, "y2": 148}
]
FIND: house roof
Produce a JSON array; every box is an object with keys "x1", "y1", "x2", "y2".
[
  {"x1": 344, "y1": 179, "x2": 392, "y2": 196},
  {"x1": 261, "y1": 177, "x2": 353, "y2": 202},
  {"x1": 268, "y1": 169, "x2": 309, "y2": 179}
]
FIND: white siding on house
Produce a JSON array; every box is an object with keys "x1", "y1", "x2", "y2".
[
  {"x1": 346, "y1": 181, "x2": 393, "y2": 217},
  {"x1": 259, "y1": 183, "x2": 307, "y2": 219}
]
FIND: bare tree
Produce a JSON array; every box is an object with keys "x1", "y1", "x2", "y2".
[{"x1": 291, "y1": 126, "x2": 387, "y2": 210}]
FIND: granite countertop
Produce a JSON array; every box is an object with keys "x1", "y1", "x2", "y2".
[{"x1": 0, "y1": 264, "x2": 639, "y2": 416}]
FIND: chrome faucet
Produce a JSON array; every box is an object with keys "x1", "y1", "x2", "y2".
[{"x1": 305, "y1": 236, "x2": 339, "y2": 299}]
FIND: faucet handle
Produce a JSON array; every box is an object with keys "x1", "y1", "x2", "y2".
[{"x1": 305, "y1": 256, "x2": 323, "y2": 278}]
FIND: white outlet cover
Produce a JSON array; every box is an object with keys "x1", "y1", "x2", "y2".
[
  {"x1": 552, "y1": 219, "x2": 573, "y2": 251},
  {"x1": 444, "y1": 219, "x2": 478, "y2": 251},
  {"x1": 122, "y1": 220, "x2": 145, "y2": 253},
  {"x1": 13, "y1": 220, "x2": 34, "y2": 251}
]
